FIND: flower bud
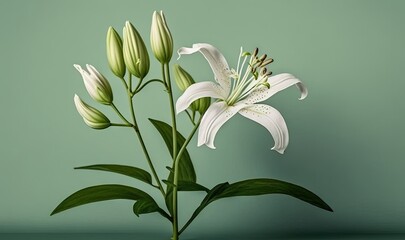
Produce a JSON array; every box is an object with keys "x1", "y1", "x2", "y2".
[
  {"x1": 106, "y1": 27, "x2": 126, "y2": 78},
  {"x1": 74, "y1": 64, "x2": 113, "y2": 105},
  {"x1": 150, "y1": 11, "x2": 173, "y2": 64},
  {"x1": 123, "y1": 21, "x2": 150, "y2": 79},
  {"x1": 198, "y1": 97, "x2": 211, "y2": 115},
  {"x1": 173, "y1": 64, "x2": 194, "y2": 91},
  {"x1": 174, "y1": 64, "x2": 211, "y2": 113},
  {"x1": 74, "y1": 95, "x2": 111, "y2": 129}
]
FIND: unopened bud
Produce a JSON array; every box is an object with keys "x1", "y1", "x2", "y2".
[
  {"x1": 173, "y1": 64, "x2": 195, "y2": 91},
  {"x1": 123, "y1": 21, "x2": 150, "y2": 79},
  {"x1": 106, "y1": 27, "x2": 126, "y2": 78},
  {"x1": 74, "y1": 64, "x2": 113, "y2": 105},
  {"x1": 74, "y1": 95, "x2": 111, "y2": 129},
  {"x1": 173, "y1": 64, "x2": 210, "y2": 113},
  {"x1": 198, "y1": 97, "x2": 211, "y2": 115},
  {"x1": 150, "y1": 11, "x2": 173, "y2": 64}
]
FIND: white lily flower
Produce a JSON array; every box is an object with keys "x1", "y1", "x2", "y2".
[
  {"x1": 74, "y1": 64, "x2": 113, "y2": 105},
  {"x1": 176, "y1": 43, "x2": 308, "y2": 154}
]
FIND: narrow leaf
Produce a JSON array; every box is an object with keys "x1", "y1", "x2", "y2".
[
  {"x1": 162, "y1": 179, "x2": 177, "y2": 188},
  {"x1": 149, "y1": 118, "x2": 196, "y2": 182},
  {"x1": 133, "y1": 199, "x2": 160, "y2": 216},
  {"x1": 132, "y1": 198, "x2": 171, "y2": 221},
  {"x1": 216, "y1": 179, "x2": 333, "y2": 212},
  {"x1": 75, "y1": 164, "x2": 153, "y2": 186},
  {"x1": 178, "y1": 181, "x2": 209, "y2": 192},
  {"x1": 149, "y1": 118, "x2": 197, "y2": 216},
  {"x1": 180, "y1": 179, "x2": 332, "y2": 234},
  {"x1": 179, "y1": 182, "x2": 229, "y2": 234},
  {"x1": 51, "y1": 184, "x2": 152, "y2": 215}
]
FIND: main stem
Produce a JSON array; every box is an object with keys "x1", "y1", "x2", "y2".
[
  {"x1": 128, "y1": 74, "x2": 165, "y2": 196},
  {"x1": 175, "y1": 119, "x2": 201, "y2": 236},
  {"x1": 162, "y1": 63, "x2": 179, "y2": 240}
]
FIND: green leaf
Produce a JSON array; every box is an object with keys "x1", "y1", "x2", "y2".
[
  {"x1": 165, "y1": 190, "x2": 174, "y2": 215},
  {"x1": 51, "y1": 184, "x2": 153, "y2": 215},
  {"x1": 75, "y1": 164, "x2": 153, "y2": 186},
  {"x1": 178, "y1": 181, "x2": 209, "y2": 192},
  {"x1": 180, "y1": 179, "x2": 333, "y2": 234},
  {"x1": 149, "y1": 118, "x2": 197, "y2": 215},
  {"x1": 162, "y1": 179, "x2": 177, "y2": 188},
  {"x1": 149, "y1": 118, "x2": 196, "y2": 182},
  {"x1": 216, "y1": 178, "x2": 333, "y2": 212},
  {"x1": 132, "y1": 198, "x2": 171, "y2": 221},
  {"x1": 179, "y1": 182, "x2": 230, "y2": 234},
  {"x1": 133, "y1": 199, "x2": 159, "y2": 216}
]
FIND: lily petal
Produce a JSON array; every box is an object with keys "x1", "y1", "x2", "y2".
[
  {"x1": 198, "y1": 101, "x2": 247, "y2": 149},
  {"x1": 244, "y1": 73, "x2": 308, "y2": 104},
  {"x1": 239, "y1": 104, "x2": 289, "y2": 154},
  {"x1": 176, "y1": 81, "x2": 227, "y2": 114},
  {"x1": 177, "y1": 43, "x2": 231, "y2": 92}
]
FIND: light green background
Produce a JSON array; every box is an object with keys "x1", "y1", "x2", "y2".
[{"x1": 1, "y1": 0, "x2": 404, "y2": 238}]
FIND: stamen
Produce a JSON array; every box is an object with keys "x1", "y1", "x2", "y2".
[
  {"x1": 258, "y1": 54, "x2": 267, "y2": 61},
  {"x1": 253, "y1": 48, "x2": 259, "y2": 58},
  {"x1": 260, "y1": 58, "x2": 273, "y2": 67},
  {"x1": 236, "y1": 47, "x2": 243, "y2": 75},
  {"x1": 226, "y1": 47, "x2": 274, "y2": 106}
]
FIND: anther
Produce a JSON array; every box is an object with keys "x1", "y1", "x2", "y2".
[
  {"x1": 260, "y1": 58, "x2": 274, "y2": 67},
  {"x1": 264, "y1": 71, "x2": 272, "y2": 77},
  {"x1": 253, "y1": 48, "x2": 259, "y2": 58}
]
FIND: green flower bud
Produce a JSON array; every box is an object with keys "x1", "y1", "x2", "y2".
[
  {"x1": 74, "y1": 64, "x2": 113, "y2": 105},
  {"x1": 174, "y1": 64, "x2": 210, "y2": 113},
  {"x1": 173, "y1": 64, "x2": 194, "y2": 91},
  {"x1": 198, "y1": 97, "x2": 211, "y2": 115},
  {"x1": 123, "y1": 21, "x2": 150, "y2": 79},
  {"x1": 74, "y1": 95, "x2": 111, "y2": 129},
  {"x1": 150, "y1": 11, "x2": 173, "y2": 64},
  {"x1": 106, "y1": 27, "x2": 126, "y2": 78}
]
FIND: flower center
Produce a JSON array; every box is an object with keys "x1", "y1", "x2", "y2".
[{"x1": 225, "y1": 47, "x2": 273, "y2": 106}]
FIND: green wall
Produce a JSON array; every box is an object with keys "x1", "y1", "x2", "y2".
[{"x1": 1, "y1": 0, "x2": 404, "y2": 238}]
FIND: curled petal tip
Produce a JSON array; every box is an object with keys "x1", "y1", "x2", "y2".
[
  {"x1": 271, "y1": 147, "x2": 285, "y2": 154},
  {"x1": 298, "y1": 84, "x2": 308, "y2": 100},
  {"x1": 206, "y1": 144, "x2": 216, "y2": 149},
  {"x1": 73, "y1": 64, "x2": 82, "y2": 72}
]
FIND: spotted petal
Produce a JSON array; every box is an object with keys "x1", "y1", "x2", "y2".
[
  {"x1": 176, "y1": 81, "x2": 227, "y2": 114},
  {"x1": 244, "y1": 73, "x2": 308, "y2": 104},
  {"x1": 177, "y1": 43, "x2": 231, "y2": 92},
  {"x1": 239, "y1": 104, "x2": 289, "y2": 154},
  {"x1": 198, "y1": 101, "x2": 248, "y2": 149}
]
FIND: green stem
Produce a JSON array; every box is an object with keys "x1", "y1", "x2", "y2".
[
  {"x1": 127, "y1": 74, "x2": 166, "y2": 197},
  {"x1": 131, "y1": 126, "x2": 165, "y2": 196},
  {"x1": 132, "y1": 76, "x2": 144, "y2": 95},
  {"x1": 134, "y1": 79, "x2": 165, "y2": 94},
  {"x1": 175, "y1": 118, "x2": 201, "y2": 236},
  {"x1": 185, "y1": 110, "x2": 195, "y2": 126},
  {"x1": 110, "y1": 103, "x2": 132, "y2": 126},
  {"x1": 119, "y1": 77, "x2": 128, "y2": 90},
  {"x1": 162, "y1": 63, "x2": 180, "y2": 239},
  {"x1": 110, "y1": 123, "x2": 132, "y2": 127},
  {"x1": 164, "y1": 64, "x2": 178, "y2": 160}
]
